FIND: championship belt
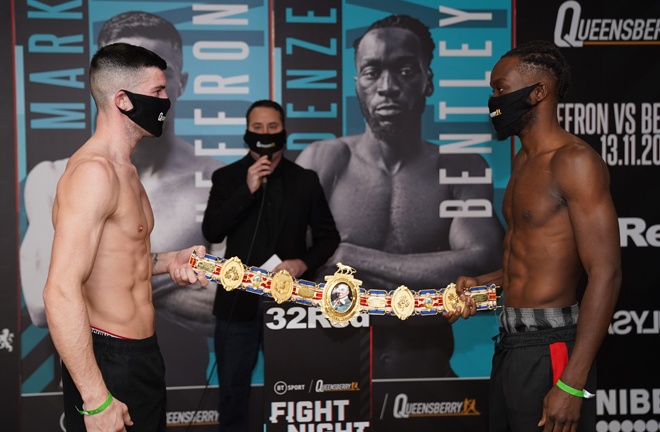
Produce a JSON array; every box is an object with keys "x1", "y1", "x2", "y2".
[{"x1": 190, "y1": 251, "x2": 500, "y2": 327}]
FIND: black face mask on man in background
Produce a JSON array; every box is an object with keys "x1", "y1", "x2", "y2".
[
  {"x1": 488, "y1": 83, "x2": 540, "y2": 137},
  {"x1": 243, "y1": 130, "x2": 287, "y2": 158},
  {"x1": 118, "y1": 89, "x2": 171, "y2": 137}
]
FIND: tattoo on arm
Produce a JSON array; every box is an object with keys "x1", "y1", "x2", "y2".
[{"x1": 152, "y1": 253, "x2": 159, "y2": 269}]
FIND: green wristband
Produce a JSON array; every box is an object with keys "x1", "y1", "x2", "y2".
[
  {"x1": 556, "y1": 379, "x2": 595, "y2": 399},
  {"x1": 76, "y1": 392, "x2": 113, "y2": 415}
]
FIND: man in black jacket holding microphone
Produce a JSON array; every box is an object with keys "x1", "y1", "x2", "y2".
[{"x1": 202, "y1": 99, "x2": 340, "y2": 432}]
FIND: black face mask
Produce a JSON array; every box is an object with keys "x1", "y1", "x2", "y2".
[
  {"x1": 488, "y1": 83, "x2": 539, "y2": 133},
  {"x1": 118, "y1": 89, "x2": 171, "y2": 137},
  {"x1": 243, "y1": 130, "x2": 287, "y2": 157}
]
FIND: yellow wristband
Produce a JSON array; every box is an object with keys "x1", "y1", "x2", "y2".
[{"x1": 76, "y1": 392, "x2": 113, "y2": 415}]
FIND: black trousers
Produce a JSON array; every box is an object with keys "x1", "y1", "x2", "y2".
[
  {"x1": 489, "y1": 324, "x2": 596, "y2": 432},
  {"x1": 62, "y1": 332, "x2": 167, "y2": 432}
]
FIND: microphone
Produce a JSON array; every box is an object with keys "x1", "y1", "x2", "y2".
[{"x1": 262, "y1": 154, "x2": 272, "y2": 184}]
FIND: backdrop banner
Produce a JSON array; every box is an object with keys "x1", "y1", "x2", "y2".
[
  {"x1": 0, "y1": 0, "x2": 19, "y2": 428},
  {"x1": 9, "y1": 1, "x2": 510, "y2": 430},
  {"x1": 263, "y1": 301, "x2": 370, "y2": 431},
  {"x1": 8, "y1": 0, "x2": 657, "y2": 431}
]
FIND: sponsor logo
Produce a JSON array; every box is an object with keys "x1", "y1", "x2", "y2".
[
  {"x1": 597, "y1": 388, "x2": 660, "y2": 420},
  {"x1": 619, "y1": 218, "x2": 660, "y2": 247},
  {"x1": 166, "y1": 410, "x2": 219, "y2": 425},
  {"x1": 315, "y1": 379, "x2": 360, "y2": 393},
  {"x1": 274, "y1": 380, "x2": 306, "y2": 395},
  {"x1": 596, "y1": 388, "x2": 660, "y2": 432},
  {"x1": 0, "y1": 328, "x2": 14, "y2": 352},
  {"x1": 391, "y1": 393, "x2": 481, "y2": 419},
  {"x1": 157, "y1": 112, "x2": 166, "y2": 122},
  {"x1": 555, "y1": 1, "x2": 660, "y2": 48},
  {"x1": 609, "y1": 310, "x2": 660, "y2": 335},
  {"x1": 266, "y1": 305, "x2": 369, "y2": 330}
]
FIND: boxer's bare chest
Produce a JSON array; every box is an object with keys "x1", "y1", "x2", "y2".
[{"x1": 328, "y1": 157, "x2": 453, "y2": 252}]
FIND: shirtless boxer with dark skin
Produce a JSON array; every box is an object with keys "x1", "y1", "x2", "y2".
[{"x1": 446, "y1": 40, "x2": 621, "y2": 432}]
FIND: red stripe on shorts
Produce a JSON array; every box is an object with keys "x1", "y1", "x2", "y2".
[{"x1": 549, "y1": 341, "x2": 569, "y2": 384}]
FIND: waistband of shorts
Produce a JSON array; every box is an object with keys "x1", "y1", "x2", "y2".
[
  {"x1": 497, "y1": 323, "x2": 577, "y2": 347},
  {"x1": 91, "y1": 331, "x2": 159, "y2": 354},
  {"x1": 499, "y1": 304, "x2": 579, "y2": 333}
]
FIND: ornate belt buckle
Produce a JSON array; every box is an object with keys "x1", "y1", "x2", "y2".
[
  {"x1": 271, "y1": 270, "x2": 294, "y2": 304},
  {"x1": 219, "y1": 257, "x2": 245, "y2": 291},
  {"x1": 391, "y1": 286, "x2": 415, "y2": 320},
  {"x1": 320, "y1": 263, "x2": 362, "y2": 327},
  {"x1": 442, "y1": 283, "x2": 465, "y2": 313}
]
